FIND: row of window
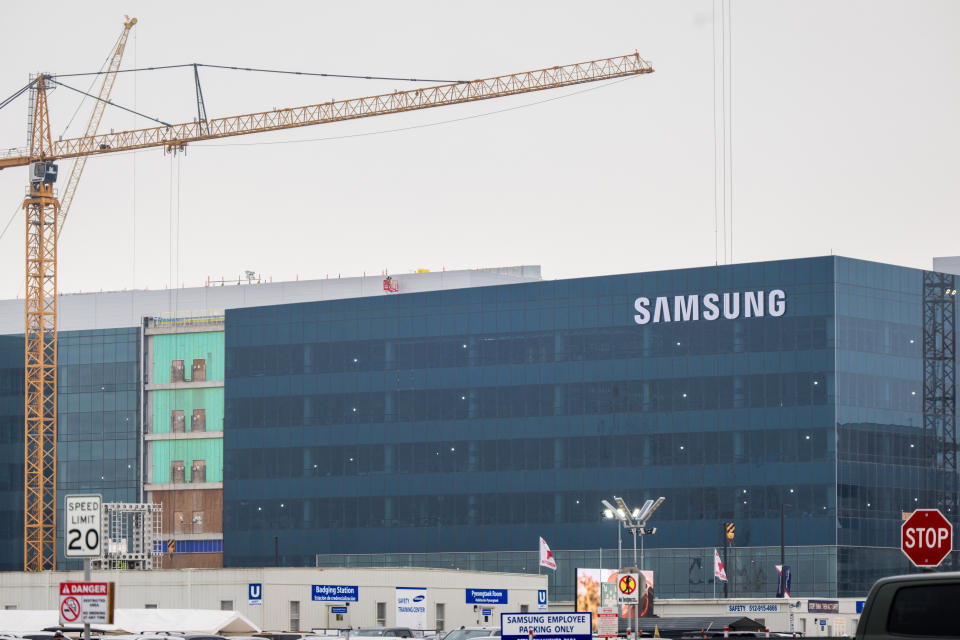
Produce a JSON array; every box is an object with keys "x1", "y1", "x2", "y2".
[
  {"x1": 225, "y1": 429, "x2": 831, "y2": 478},
  {"x1": 226, "y1": 486, "x2": 834, "y2": 529},
  {"x1": 166, "y1": 460, "x2": 209, "y2": 484},
  {"x1": 838, "y1": 426, "x2": 935, "y2": 465},
  {"x1": 226, "y1": 373, "x2": 832, "y2": 428},
  {"x1": 170, "y1": 409, "x2": 207, "y2": 432},
  {"x1": 226, "y1": 317, "x2": 833, "y2": 377},
  {"x1": 170, "y1": 359, "x2": 207, "y2": 383}
]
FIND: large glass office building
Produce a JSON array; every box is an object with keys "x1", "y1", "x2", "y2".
[
  {"x1": 0, "y1": 258, "x2": 954, "y2": 598},
  {"x1": 223, "y1": 256, "x2": 957, "y2": 598}
]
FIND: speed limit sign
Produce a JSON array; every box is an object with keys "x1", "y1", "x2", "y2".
[{"x1": 64, "y1": 494, "x2": 102, "y2": 558}]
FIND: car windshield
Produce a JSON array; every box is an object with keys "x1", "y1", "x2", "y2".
[{"x1": 443, "y1": 631, "x2": 497, "y2": 640}]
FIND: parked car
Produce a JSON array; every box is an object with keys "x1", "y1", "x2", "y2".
[
  {"x1": 348, "y1": 630, "x2": 414, "y2": 639},
  {"x1": 441, "y1": 628, "x2": 500, "y2": 640}
]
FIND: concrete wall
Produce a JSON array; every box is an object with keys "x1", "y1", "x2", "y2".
[
  {"x1": 0, "y1": 267, "x2": 542, "y2": 335},
  {"x1": 0, "y1": 567, "x2": 547, "y2": 633}
]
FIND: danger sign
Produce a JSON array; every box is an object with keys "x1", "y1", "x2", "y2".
[
  {"x1": 58, "y1": 582, "x2": 115, "y2": 625},
  {"x1": 617, "y1": 574, "x2": 638, "y2": 604}
]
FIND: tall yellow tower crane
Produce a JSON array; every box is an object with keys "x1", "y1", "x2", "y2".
[
  {"x1": 13, "y1": 17, "x2": 137, "y2": 572},
  {"x1": 2, "y1": 46, "x2": 653, "y2": 571}
]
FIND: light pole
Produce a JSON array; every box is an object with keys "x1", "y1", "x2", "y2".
[
  {"x1": 602, "y1": 500, "x2": 624, "y2": 570},
  {"x1": 603, "y1": 496, "x2": 665, "y2": 640}
]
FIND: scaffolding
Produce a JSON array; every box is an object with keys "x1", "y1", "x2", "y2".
[{"x1": 91, "y1": 502, "x2": 163, "y2": 570}]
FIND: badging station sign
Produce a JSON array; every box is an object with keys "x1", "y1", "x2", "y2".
[
  {"x1": 501, "y1": 612, "x2": 592, "y2": 640},
  {"x1": 312, "y1": 585, "x2": 359, "y2": 602}
]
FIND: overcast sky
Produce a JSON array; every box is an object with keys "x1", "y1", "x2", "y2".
[{"x1": 0, "y1": 0, "x2": 957, "y2": 300}]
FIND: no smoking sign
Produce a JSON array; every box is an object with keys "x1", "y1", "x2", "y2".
[{"x1": 60, "y1": 596, "x2": 80, "y2": 623}]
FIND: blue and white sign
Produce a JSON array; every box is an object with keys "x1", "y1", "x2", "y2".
[
  {"x1": 396, "y1": 587, "x2": 427, "y2": 630},
  {"x1": 467, "y1": 589, "x2": 508, "y2": 604},
  {"x1": 856, "y1": 600, "x2": 865, "y2": 614},
  {"x1": 501, "y1": 612, "x2": 592, "y2": 640},
  {"x1": 331, "y1": 606, "x2": 348, "y2": 614},
  {"x1": 537, "y1": 590, "x2": 548, "y2": 611},
  {"x1": 727, "y1": 604, "x2": 779, "y2": 613},
  {"x1": 248, "y1": 583, "x2": 262, "y2": 606},
  {"x1": 482, "y1": 609, "x2": 493, "y2": 617},
  {"x1": 312, "y1": 585, "x2": 359, "y2": 602}
]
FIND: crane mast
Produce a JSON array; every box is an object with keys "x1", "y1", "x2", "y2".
[
  {"x1": 21, "y1": 18, "x2": 137, "y2": 572},
  {"x1": 11, "y1": 47, "x2": 653, "y2": 571},
  {"x1": 23, "y1": 73, "x2": 59, "y2": 572}
]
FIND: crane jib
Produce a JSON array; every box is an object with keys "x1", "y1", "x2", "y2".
[{"x1": 0, "y1": 53, "x2": 652, "y2": 170}]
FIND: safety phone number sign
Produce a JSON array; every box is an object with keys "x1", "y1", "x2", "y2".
[{"x1": 59, "y1": 582, "x2": 115, "y2": 625}]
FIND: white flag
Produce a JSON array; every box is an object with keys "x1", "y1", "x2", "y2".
[
  {"x1": 714, "y1": 549, "x2": 727, "y2": 581},
  {"x1": 539, "y1": 537, "x2": 557, "y2": 570}
]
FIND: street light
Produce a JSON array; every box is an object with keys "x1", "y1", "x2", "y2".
[
  {"x1": 602, "y1": 496, "x2": 665, "y2": 640},
  {"x1": 602, "y1": 499, "x2": 623, "y2": 570}
]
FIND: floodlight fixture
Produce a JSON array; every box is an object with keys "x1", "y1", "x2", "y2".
[
  {"x1": 603, "y1": 508, "x2": 614, "y2": 519},
  {"x1": 638, "y1": 496, "x2": 666, "y2": 523},
  {"x1": 614, "y1": 496, "x2": 631, "y2": 517},
  {"x1": 601, "y1": 500, "x2": 623, "y2": 521},
  {"x1": 636, "y1": 499, "x2": 654, "y2": 522}
]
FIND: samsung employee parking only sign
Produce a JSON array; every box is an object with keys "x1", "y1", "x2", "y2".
[{"x1": 502, "y1": 613, "x2": 592, "y2": 640}]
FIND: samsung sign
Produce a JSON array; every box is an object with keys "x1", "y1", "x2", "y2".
[{"x1": 634, "y1": 290, "x2": 786, "y2": 325}]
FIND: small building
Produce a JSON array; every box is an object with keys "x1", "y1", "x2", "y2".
[{"x1": 0, "y1": 566, "x2": 547, "y2": 633}]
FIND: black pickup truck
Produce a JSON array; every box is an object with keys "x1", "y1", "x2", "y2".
[{"x1": 855, "y1": 571, "x2": 960, "y2": 639}]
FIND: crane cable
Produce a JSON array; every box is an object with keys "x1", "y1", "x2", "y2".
[
  {"x1": 52, "y1": 63, "x2": 467, "y2": 84},
  {"x1": 59, "y1": 28, "x2": 123, "y2": 138},
  {"x1": 0, "y1": 76, "x2": 636, "y2": 239}
]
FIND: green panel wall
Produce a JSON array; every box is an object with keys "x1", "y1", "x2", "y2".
[
  {"x1": 152, "y1": 331, "x2": 224, "y2": 383},
  {"x1": 152, "y1": 388, "x2": 224, "y2": 433},
  {"x1": 151, "y1": 438, "x2": 223, "y2": 484}
]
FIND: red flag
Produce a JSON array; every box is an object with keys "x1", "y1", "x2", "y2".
[
  {"x1": 539, "y1": 537, "x2": 557, "y2": 570},
  {"x1": 714, "y1": 549, "x2": 727, "y2": 581}
]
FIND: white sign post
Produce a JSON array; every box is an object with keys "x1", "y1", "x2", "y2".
[{"x1": 64, "y1": 494, "x2": 102, "y2": 558}]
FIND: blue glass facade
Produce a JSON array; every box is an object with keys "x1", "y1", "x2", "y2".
[
  {"x1": 0, "y1": 335, "x2": 24, "y2": 571},
  {"x1": 0, "y1": 328, "x2": 140, "y2": 571},
  {"x1": 223, "y1": 256, "x2": 867, "y2": 593},
  {"x1": 56, "y1": 327, "x2": 141, "y2": 569}
]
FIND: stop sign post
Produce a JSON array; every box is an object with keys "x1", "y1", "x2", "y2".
[{"x1": 902, "y1": 508, "x2": 953, "y2": 567}]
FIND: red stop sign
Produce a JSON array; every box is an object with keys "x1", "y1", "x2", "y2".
[{"x1": 902, "y1": 508, "x2": 953, "y2": 567}]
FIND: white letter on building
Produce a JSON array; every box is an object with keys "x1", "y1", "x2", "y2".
[
  {"x1": 654, "y1": 296, "x2": 671, "y2": 323},
  {"x1": 745, "y1": 291, "x2": 764, "y2": 318},
  {"x1": 723, "y1": 292, "x2": 740, "y2": 319},
  {"x1": 674, "y1": 295, "x2": 699, "y2": 322},
  {"x1": 702, "y1": 293, "x2": 720, "y2": 321},
  {"x1": 769, "y1": 289, "x2": 786, "y2": 317},
  {"x1": 634, "y1": 297, "x2": 651, "y2": 325}
]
